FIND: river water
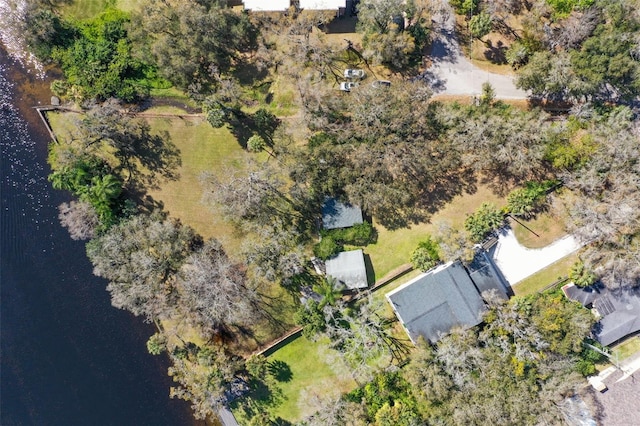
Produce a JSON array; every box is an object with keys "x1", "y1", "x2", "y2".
[{"x1": 0, "y1": 50, "x2": 200, "y2": 425}]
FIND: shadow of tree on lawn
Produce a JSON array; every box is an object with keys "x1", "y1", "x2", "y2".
[{"x1": 268, "y1": 359, "x2": 293, "y2": 383}]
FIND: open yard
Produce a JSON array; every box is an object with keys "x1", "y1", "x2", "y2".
[
  {"x1": 234, "y1": 335, "x2": 357, "y2": 423},
  {"x1": 511, "y1": 252, "x2": 579, "y2": 297},
  {"x1": 366, "y1": 184, "x2": 507, "y2": 280},
  {"x1": 511, "y1": 209, "x2": 569, "y2": 249},
  {"x1": 140, "y1": 114, "x2": 251, "y2": 254}
]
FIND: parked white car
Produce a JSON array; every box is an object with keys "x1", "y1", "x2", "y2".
[
  {"x1": 339, "y1": 81, "x2": 359, "y2": 92},
  {"x1": 344, "y1": 69, "x2": 366, "y2": 79}
]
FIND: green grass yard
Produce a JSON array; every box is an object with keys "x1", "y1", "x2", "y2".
[
  {"x1": 141, "y1": 114, "x2": 252, "y2": 254},
  {"x1": 511, "y1": 252, "x2": 579, "y2": 297},
  {"x1": 237, "y1": 335, "x2": 357, "y2": 423},
  {"x1": 366, "y1": 184, "x2": 508, "y2": 280},
  {"x1": 511, "y1": 209, "x2": 569, "y2": 249},
  {"x1": 62, "y1": 0, "x2": 143, "y2": 19},
  {"x1": 611, "y1": 336, "x2": 640, "y2": 361}
]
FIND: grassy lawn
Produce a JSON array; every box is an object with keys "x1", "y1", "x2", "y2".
[
  {"x1": 142, "y1": 115, "x2": 251, "y2": 254},
  {"x1": 46, "y1": 110, "x2": 82, "y2": 142},
  {"x1": 611, "y1": 336, "x2": 640, "y2": 361},
  {"x1": 511, "y1": 252, "x2": 579, "y2": 297},
  {"x1": 366, "y1": 184, "x2": 507, "y2": 280},
  {"x1": 238, "y1": 335, "x2": 357, "y2": 423},
  {"x1": 511, "y1": 209, "x2": 569, "y2": 249},
  {"x1": 62, "y1": 0, "x2": 142, "y2": 19}
]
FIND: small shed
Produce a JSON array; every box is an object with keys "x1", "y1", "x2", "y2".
[
  {"x1": 322, "y1": 197, "x2": 363, "y2": 230},
  {"x1": 325, "y1": 249, "x2": 368, "y2": 290},
  {"x1": 243, "y1": 0, "x2": 290, "y2": 11}
]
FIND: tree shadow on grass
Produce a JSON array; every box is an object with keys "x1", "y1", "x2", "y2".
[
  {"x1": 268, "y1": 360, "x2": 293, "y2": 383},
  {"x1": 227, "y1": 111, "x2": 281, "y2": 150},
  {"x1": 375, "y1": 168, "x2": 478, "y2": 230},
  {"x1": 483, "y1": 40, "x2": 508, "y2": 65}
]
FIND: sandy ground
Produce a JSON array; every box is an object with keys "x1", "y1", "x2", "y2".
[
  {"x1": 421, "y1": 0, "x2": 528, "y2": 99},
  {"x1": 492, "y1": 228, "x2": 583, "y2": 285}
]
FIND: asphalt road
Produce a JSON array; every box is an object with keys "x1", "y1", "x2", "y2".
[{"x1": 422, "y1": 1, "x2": 528, "y2": 99}]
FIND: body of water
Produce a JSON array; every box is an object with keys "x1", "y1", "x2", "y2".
[{"x1": 1, "y1": 50, "x2": 199, "y2": 425}]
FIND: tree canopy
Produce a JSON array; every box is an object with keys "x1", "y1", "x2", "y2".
[
  {"x1": 132, "y1": 0, "x2": 256, "y2": 95},
  {"x1": 86, "y1": 213, "x2": 200, "y2": 320}
]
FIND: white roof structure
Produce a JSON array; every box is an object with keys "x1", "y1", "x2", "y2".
[
  {"x1": 299, "y1": 0, "x2": 346, "y2": 10},
  {"x1": 243, "y1": 0, "x2": 290, "y2": 11},
  {"x1": 325, "y1": 249, "x2": 368, "y2": 290}
]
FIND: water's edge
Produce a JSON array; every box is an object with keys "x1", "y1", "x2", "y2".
[{"x1": 1, "y1": 48, "x2": 200, "y2": 426}]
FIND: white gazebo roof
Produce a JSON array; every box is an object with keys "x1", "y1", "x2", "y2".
[{"x1": 243, "y1": 0, "x2": 290, "y2": 11}]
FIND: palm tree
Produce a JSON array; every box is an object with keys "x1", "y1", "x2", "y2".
[
  {"x1": 314, "y1": 276, "x2": 344, "y2": 308},
  {"x1": 83, "y1": 174, "x2": 122, "y2": 222}
]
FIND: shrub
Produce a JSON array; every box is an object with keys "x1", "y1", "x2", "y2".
[
  {"x1": 294, "y1": 300, "x2": 326, "y2": 340},
  {"x1": 247, "y1": 134, "x2": 266, "y2": 153},
  {"x1": 506, "y1": 180, "x2": 557, "y2": 218},
  {"x1": 336, "y1": 222, "x2": 376, "y2": 246},
  {"x1": 314, "y1": 235, "x2": 342, "y2": 260},
  {"x1": 464, "y1": 203, "x2": 504, "y2": 243},
  {"x1": 569, "y1": 262, "x2": 597, "y2": 287},
  {"x1": 410, "y1": 236, "x2": 441, "y2": 271}
]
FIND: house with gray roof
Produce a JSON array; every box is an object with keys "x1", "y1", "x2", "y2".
[
  {"x1": 322, "y1": 197, "x2": 363, "y2": 230},
  {"x1": 467, "y1": 250, "x2": 512, "y2": 299},
  {"x1": 562, "y1": 282, "x2": 602, "y2": 307},
  {"x1": 386, "y1": 261, "x2": 488, "y2": 344},
  {"x1": 562, "y1": 284, "x2": 640, "y2": 346},
  {"x1": 594, "y1": 289, "x2": 640, "y2": 346},
  {"x1": 325, "y1": 249, "x2": 368, "y2": 290}
]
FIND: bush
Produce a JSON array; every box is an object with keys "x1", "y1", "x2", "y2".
[
  {"x1": 410, "y1": 236, "x2": 441, "y2": 271},
  {"x1": 506, "y1": 41, "x2": 530, "y2": 69},
  {"x1": 314, "y1": 235, "x2": 342, "y2": 260},
  {"x1": 315, "y1": 222, "x2": 376, "y2": 259},
  {"x1": 506, "y1": 180, "x2": 557, "y2": 218},
  {"x1": 569, "y1": 262, "x2": 597, "y2": 287},
  {"x1": 336, "y1": 222, "x2": 376, "y2": 246},
  {"x1": 294, "y1": 301, "x2": 326, "y2": 340},
  {"x1": 464, "y1": 203, "x2": 504, "y2": 243}
]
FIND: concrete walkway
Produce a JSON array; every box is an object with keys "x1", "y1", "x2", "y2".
[
  {"x1": 491, "y1": 228, "x2": 583, "y2": 285},
  {"x1": 419, "y1": 0, "x2": 528, "y2": 99}
]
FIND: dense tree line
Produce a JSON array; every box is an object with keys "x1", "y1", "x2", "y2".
[
  {"x1": 130, "y1": 0, "x2": 256, "y2": 96},
  {"x1": 504, "y1": 0, "x2": 640, "y2": 103},
  {"x1": 298, "y1": 292, "x2": 599, "y2": 425}
]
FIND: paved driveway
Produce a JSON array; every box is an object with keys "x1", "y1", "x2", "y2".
[
  {"x1": 491, "y1": 228, "x2": 583, "y2": 285},
  {"x1": 420, "y1": 0, "x2": 528, "y2": 99}
]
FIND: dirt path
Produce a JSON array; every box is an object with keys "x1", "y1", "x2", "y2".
[{"x1": 419, "y1": 0, "x2": 528, "y2": 99}]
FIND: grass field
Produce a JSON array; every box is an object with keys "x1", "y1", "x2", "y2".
[
  {"x1": 141, "y1": 114, "x2": 251, "y2": 254},
  {"x1": 511, "y1": 252, "x2": 579, "y2": 297},
  {"x1": 62, "y1": 0, "x2": 143, "y2": 19},
  {"x1": 611, "y1": 336, "x2": 640, "y2": 361},
  {"x1": 235, "y1": 335, "x2": 357, "y2": 423},
  {"x1": 366, "y1": 184, "x2": 508, "y2": 280},
  {"x1": 511, "y1": 209, "x2": 569, "y2": 249}
]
